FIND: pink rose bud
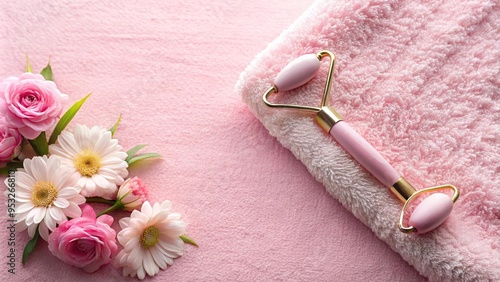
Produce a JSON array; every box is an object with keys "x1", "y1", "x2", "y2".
[
  {"x1": 116, "y1": 177, "x2": 148, "y2": 211},
  {"x1": 48, "y1": 204, "x2": 118, "y2": 273},
  {"x1": 0, "y1": 73, "x2": 67, "y2": 139},
  {"x1": 0, "y1": 117, "x2": 22, "y2": 167}
]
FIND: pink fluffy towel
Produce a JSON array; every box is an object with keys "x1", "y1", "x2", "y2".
[{"x1": 237, "y1": 0, "x2": 499, "y2": 281}]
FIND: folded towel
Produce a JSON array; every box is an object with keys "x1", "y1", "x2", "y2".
[{"x1": 237, "y1": 0, "x2": 500, "y2": 281}]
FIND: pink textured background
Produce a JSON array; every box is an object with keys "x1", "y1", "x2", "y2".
[{"x1": 0, "y1": 1, "x2": 425, "y2": 281}]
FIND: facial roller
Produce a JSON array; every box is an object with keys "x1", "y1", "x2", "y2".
[{"x1": 262, "y1": 51, "x2": 459, "y2": 234}]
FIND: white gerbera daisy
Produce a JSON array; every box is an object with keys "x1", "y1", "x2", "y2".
[
  {"x1": 49, "y1": 124, "x2": 128, "y2": 199},
  {"x1": 115, "y1": 201, "x2": 186, "y2": 280},
  {"x1": 5, "y1": 155, "x2": 85, "y2": 241}
]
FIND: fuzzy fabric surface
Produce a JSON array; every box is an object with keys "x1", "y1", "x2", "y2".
[
  {"x1": 237, "y1": 0, "x2": 500, "y2": 281},
  {"x1": 0, "y1": 0, "x2": 432, "y2": 281}
]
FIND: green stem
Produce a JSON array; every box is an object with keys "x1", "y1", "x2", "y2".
[
  {"x1": 85, "y1": 197, "x2": 116, "y2": 205},
  {"x1": 85, "y1": 197, "x2": 124, "y2": 217},
  {"x1": 97, "y1": 201, "x2": 125, "y2": 217}
]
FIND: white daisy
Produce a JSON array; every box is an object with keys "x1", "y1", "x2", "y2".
[
  {"x1": 49, "y1": 124, "x2": 128, "y2": 199},
  {"x1": 5, "y1": 155, "x2": 85, "y2": 241},
  {"x1": 114, "y1": 201, "x2": 186, "y2": 280}
]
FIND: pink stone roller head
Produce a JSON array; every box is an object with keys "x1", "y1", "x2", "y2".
[{"x1": 262, "y1": 51, "x2": 459, "y2": 234}]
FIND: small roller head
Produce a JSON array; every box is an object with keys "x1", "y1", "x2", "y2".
[
  {"x1": 274, "y1": 54, "x2": 321, "y2": 92},
  {"x1": 409, "y1": 193, "x2": 453, "y2": 234}
]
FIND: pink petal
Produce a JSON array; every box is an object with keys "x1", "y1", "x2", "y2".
[
  {"x1": 18, "y1": 126, "x2": 41, "y2": 140},
  {"x1": 80, "y1": 204, "x2": 97, "y2": 219},
  {"x1": 96, "y1": 214, "x2": 113, "y2": 226}
]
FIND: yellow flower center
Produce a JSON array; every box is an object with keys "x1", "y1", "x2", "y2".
[
  {"x1": 32, "y1": 181, "x2": 58, "y2": 207},
  {"x1": 141, "y1": 226, "x2": 160, "y2": 249},
  {"x1": 74, "y1": 149, "x2": 101, "y2": 177}
]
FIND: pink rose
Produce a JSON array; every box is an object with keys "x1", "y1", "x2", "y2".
[
  {"x1": 116, "y1": 177, "x2": 148, "y2": 211},
  {"x1": 48, "y1": 204, "x2": 118, "y2": 273},
  {"x1": 0, "y1": 118, "x2": 22, "y2": 167},
  {"x1": 0, "y1": 73, "x2": 67, "y2": 139}
]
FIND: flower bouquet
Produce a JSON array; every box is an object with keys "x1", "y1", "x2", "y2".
[{"x1": 1, "y1": 56, "x2": 197, "y2": 279}]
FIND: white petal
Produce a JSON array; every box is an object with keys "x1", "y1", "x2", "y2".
[
  {"x1": 14, "y1": 171, "x2": 36, "y2": 190},
  {"x1": 106, "y1": 151, "x2": 128, "y2": 160},
  {"x1": 160, "y1": 200, "x2": 172, "y2": 211},
  {"x1": 51, "y1": 166, "x2": 72, "y2": 188},
  {"x1": 16, "y1": 202, "x2": 35, "y2": 214},
  {"x1": 152, "y1": 202, "x2": 162, "y2": 215},
  {"x1": 44, "y1": 211, "x2": 56, "y2": 231},
  {"x1": 63, "y1": 202, "x2": 82, "y2": 218},
  {"x1": 57, "y1": 187, "x2": 78, "y2": 198},
  {"x1": 49, "y1": 144, "x2": 74, "y2": 159},
  {"x1": 15, "y1": 188, "x2": 33, "y2": 199},
  {"x1": 137, "y1": 265, "x2": 146, "y2": 280},
  {"x1": 89, "y1": 126, "x2": 103, "y2": 145},
  {"x1": 123, "y1": 266, "x2": 134, "y2": 278},
  {"x1": 23, "y1": 158, "x2": 33, "y2": 175},
  {"x1": 150, "y1": 246, "x2": 168, "y2": 270},
  {"x1": 160, "y1": 221, "x2": 186, "y2": 238},
  {"x1": 25, "y1": 208, "x2": 36, "y2": 226},
  {"x1": 49, "y1": 206, "x2": 66, "y2": 222},
  {"x1": 94, "y1": 132, "x2": 112, "y2": 155},
  {"x1": 143, "y1": 251, "x2": 158, "y2": 277},
  {"x1": 76, "y1": 176, "x2": 88, "y2": 187},
  {"x1": 27, "y1": 223, "x2": 38, "y2": 237},
  {"x1": 97, "y1": 167, "x2": 120, "y2": 179},
  {"x1": 33, "y1": 207, "x2": 47, "y2": 224},
  {"x1": 73, "y1": 125, "x2": 88, "y2": 149},
  {"x1": 149, "y1": 210, "x2": 169, "y2": 226},
  {"x1": 53, "y1": 197, "x2": 69, "y2": 208},
  {"x1": 129, "y1": 218, "x2": 146, "y2": 231},
  {"x1": 58, "y1": 131, "x2": 81, "y2": 155},
  {"x1": 53, "y1": 169, "x2": 75, "y2": 191},
  {"x1": 141, "y1": 202, "x2": 153, "y2": 217},
  {"x1": 38, "y1": 221, "x2": 49, "y2": 241},
  {"x1": 14, "y1": 196, "x2": 32, "y2": 203},
  {"x1": 46, "y1": 155, "x2": 61, "y2": 175},
  {"x1": 112, "y1": 174, "x2": 126, "y2": 185},
  {"x1": 100, "y1": 140, "x2": 120, "y2": 157},
  {"x1": 124, "y1": 236, "x2": 140, "y2": 252},
  {"x1": 115, "y1": 250, "x2": 126, "y2": 267},
  {"x1": 128, "y1": 246, "x2": 144, "y2": 270},
  {"x1": 64, "y1": 172, "x2": 82, "y2": 190},
  {"x1": 158, "y1": 238, "x2": 183, "y2": 256},
  {"x1": 119, "y1": 217, "x2": 131, "y2": 229},
  {"x1": 84, "y1": 178, "x2": 96, "y2": 192},
  {"x1": 92, "y1": 173, "x2": 110, "y2": 188},
  {"x1": 101, "y1": 157, "x2": 127, "y2": 166},
  {"x1": 69, "y1": 194, "x2": 86, "y2": 205},
  {"x1": 31, "y1": 157, "x2": 48, "y2": 181}
]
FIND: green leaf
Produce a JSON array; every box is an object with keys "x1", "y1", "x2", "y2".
[
  {"x1": 109, "y1": 114, "x2": 122, "y2": 137},
  {"x1": 0, "y1": 162, "x2": 23, "y2": 175},
  {"x1": 180, "y1": 235, "x2": 198, "y2": 247},
  {"x1": 22, "y1": 227, "x2": 40, "y2": 265},
  {"x1": 125, "y1": 144, "x2": 147, "y2": 162},
  {"x1": 28, "y1": 132, "x2": 49, "y2": 156},
  {"x1": 85, "y1": 197, "x2": 116, "y2": 205},
  {"x1": 127, "y1": 153, "x2": 162, "y2": 166},
  {"x1": 40, "y1": 60, "x2": 53, "y2": 81},
  {"x1": 48, "y1": 93, "x2": 91, "y2": 144},
  {"x1": 25, "y1": 53, "x2": 33, "y2": 73}
]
